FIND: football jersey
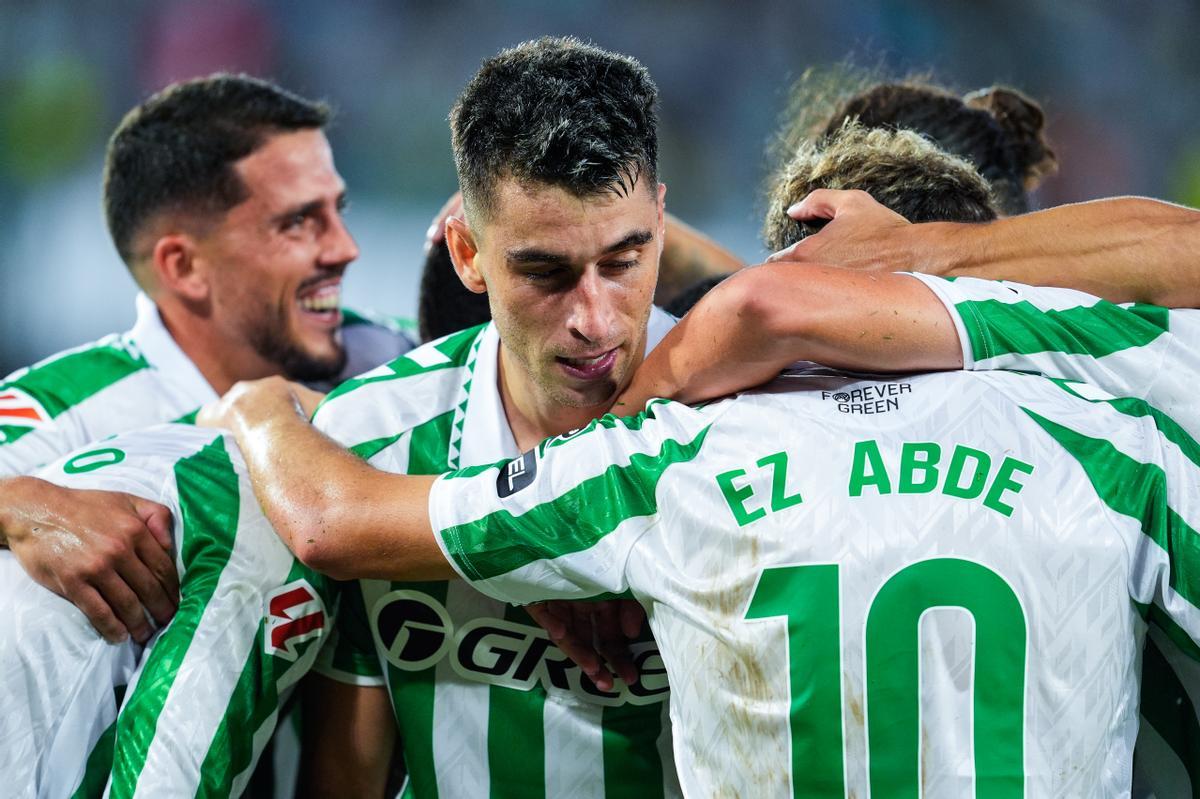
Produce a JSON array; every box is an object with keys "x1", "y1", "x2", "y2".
[
  {"x1": 0, "y1": 425, "x2": 337, "y2": 799},
  {"x1": 909, "y1": 273, "x2": 1200, "y2": 797},
  {"x1": 429, "y1": 367, "x2": 1200, "y2": 798},
  {"x1": 0, "y1": 293, "x2": 415, "y2": 474},
  {"x1": 312, "y1": 309, "x2": 683, "y2": 798}
]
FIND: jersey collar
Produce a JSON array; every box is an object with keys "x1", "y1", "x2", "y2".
[
  {"x1": 128, "y1": 292, "x2": 218, "y2": 405},
  {"x1": 455, "y1": 307, "x2": 678, "y2": 466}
]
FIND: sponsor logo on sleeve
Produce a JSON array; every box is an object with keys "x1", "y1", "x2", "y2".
[
  {"x1": 264, "y1": 579, "x2": 327, "y2": 661},
  {"x1": 0, "y1": 388, "x2": 52, "y2": 429},
  {"x1": 496, "y1": 449, "x2": 538, "y2": 498}
]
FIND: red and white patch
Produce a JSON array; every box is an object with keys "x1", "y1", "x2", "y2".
[
  {"x1": 264, "y1": 579, "x2": 327, "y2": 661},
  {"x1": 0, "y1": 388, "x2": 52, "y2": 429}
]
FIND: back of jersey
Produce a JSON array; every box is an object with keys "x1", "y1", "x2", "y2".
[
  {"x1": 638, "y1": 368, "x2": 1176, "y2": 797},
  {"x1": 432, "y1": 367, "x2": 1194, "y2": 797}
]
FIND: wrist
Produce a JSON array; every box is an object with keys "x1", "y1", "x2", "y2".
[
  {"x1": 0, "y1": 476, "x2": 55, "y2": 547},
  {"x1": 906, "y1": 221, "x2": 964, "y2": 276}
]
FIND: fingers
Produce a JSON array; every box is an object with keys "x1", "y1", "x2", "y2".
[
  {"x1": 94, "y1": 566, "x2": 152, "y2": 642},
  {"x1": 526, "y1": 602, "x2": 566, "y2": 639},
  {"x1": 766, "y1": 239, "x2": 810, "y2": 263},
  {"x1": 785, "y1": 189, "x2": 846, "y2": 222},
  {"x1": 128, "y1": 535, "x2": 179, "y2": 625},
  {"x1": 619, "y1": 600, "x2": 645, "y2": 639},
  {"x1": 591, "y1": 601, "x2": 638, "y2": 687},
  {"x1": 67, "y1": 583, "x2": 130, "y2": 644},
  {"x1": 135, "y1": 498, "x2": 174, "y2": 551},
  {"x1": 527, "y1": 601, "x2": 613, "y2": 690}
]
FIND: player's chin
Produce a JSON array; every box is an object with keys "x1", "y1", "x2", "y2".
[{"x1": 283, "y1": 336, "x2": 347, "y2": 382}]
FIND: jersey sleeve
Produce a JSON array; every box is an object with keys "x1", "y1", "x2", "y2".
[
  {"x1": 908, "y1": 273, "x2": 1199, "y2": 436},
  {"x1": 0, "y1": 380, "x2": 92, "y2": 476},
  {"x1": 313, "y1": 581, "x2": 385, "y2": 686},
  {"x1": 429, "y1": 399, "x2": 715, "y2": 606}
]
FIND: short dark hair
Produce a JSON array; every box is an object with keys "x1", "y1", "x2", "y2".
[
  {"x1": 418, "y1": 239, "x2": 493, "y2": 342},
  {"x1": 763, "y1": 122, "x2": 999, "y2": 252},
  {"x1": 103, "y1": 73, "x2": 331, "y2": 267},
  {"x1": 450, "y1": 36, "x2": 659, "y2": 221},
  {"x1": 822, "y1": 82, "x2": 1056, "y2": 216}
]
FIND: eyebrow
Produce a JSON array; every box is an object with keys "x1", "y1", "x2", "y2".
[
  {"x1": 505, "y1": 229, "x2": 654, "y2": 265},
  {"x1": 272, "y1": 191, "x2": 347, "y2": 226}
]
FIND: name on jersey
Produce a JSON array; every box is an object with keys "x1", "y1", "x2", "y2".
[
  {"x1": 371, "y1": 590, "x2": 669, "y2": 707},
  {"x1": 821, "y1": 382, "x2": 911, "y2": 414},
  {"x1": 716, "y1": 440, "x2": 1035, "y2": 527}
]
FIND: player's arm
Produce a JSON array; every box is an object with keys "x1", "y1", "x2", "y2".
[
  {"x1": 771, "y1": 189, "x2": 1200, "y2": 307},
  {"x1": 0, "y1": 475, "x2": 177, "y2": 643},
  {"x1": 297, "y1": 677, "x2": 394, "y2": 799},
  {"x1": 200, "y1": 377, "x2": 447, "y2": 582},
  {"x1": 656, "y1": 213, "x2": 744, "y2": 304},
  {"x1": 615, "y1": 262, "x2": 962, "y2": 412}
]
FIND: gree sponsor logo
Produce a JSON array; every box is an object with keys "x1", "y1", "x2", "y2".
[
  {"x1": 264, "y1": 579, "x2": 327, "y2": 661},
  {"x1": 821, "y1": 382, "x2": 912, "y2": 415},
  {"x1": 370, "y1": 589, "x2": 668, "y2": 706}
]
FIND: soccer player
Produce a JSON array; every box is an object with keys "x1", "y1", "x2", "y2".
[
  {"x1": 0, "y1": 73, "x2": 413, "y2": 643},
  {"x1": 208, "y1": 117, "x2": 1200, "y2": 794},
  {"x1": 1, "y1": 424, "x2": 339, "y2": 798},
  {"x1": 206, "y1": 298, "x2": 1200, "y2": 796},
  {"x1": 0, "y1": 73, "x2": 414, "y2": 796},
  {"x1": 282, "y1": 37, "x2": 683, "y2": 798}
]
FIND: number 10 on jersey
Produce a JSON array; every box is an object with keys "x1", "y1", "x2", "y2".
[{"x1": 744, "y1": 558, "x2": 1026, "y2": 797}]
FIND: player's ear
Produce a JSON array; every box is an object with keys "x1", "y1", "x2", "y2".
[
  {"x1": 445, "y1": 216, "x2": 487, "y2": 295},
  {"x1": 151, "y1": 232, "x2": 209, "y2": 302}
]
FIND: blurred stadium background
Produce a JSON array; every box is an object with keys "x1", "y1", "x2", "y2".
[{"x1": 2, "y1": 0, "x2": 1197, "y2": 375}]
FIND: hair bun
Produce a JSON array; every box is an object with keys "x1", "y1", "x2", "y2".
[{"x1": 964, "y1": 86, "x2": 1058, "y2": 189}]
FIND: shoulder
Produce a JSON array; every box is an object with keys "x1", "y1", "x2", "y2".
[
  {"x1": 2, "y1": 332, "x2": 149, "y2": 414},
  {"x1": 315, "y1": 323, "x2": 488, "y2": 444},
  {"x1": 36, "y1": 423, "x2": 228, "y2": 499}
]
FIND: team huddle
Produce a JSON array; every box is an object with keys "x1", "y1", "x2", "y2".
[{"x1": 1, "y1": 35, "x2": 1198, "y2": 799}]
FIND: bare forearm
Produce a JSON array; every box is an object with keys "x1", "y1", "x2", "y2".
[
  {"x1": 657, "y1": 214, "x2": 744, "y2": 304},
  {"x1": 923, "y1": 197, "x2": 1200, "y2": 306},
  {"x1": 618, "y1": 264, "x2": 962, "y2": 411},
  {"x1": 219, "y1": 385, "x2": 447, "y2": 581}
]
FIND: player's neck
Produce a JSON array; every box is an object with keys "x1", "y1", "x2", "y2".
[
  {"x1": 497, "y1": 347, "x2": 614, "y2": 452},
  {"x1": 156, "y1": 299, "x2": 280, "y2": 396}
]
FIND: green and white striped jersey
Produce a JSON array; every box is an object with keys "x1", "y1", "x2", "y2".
[
  {"x1": 0, "y1": 424, "x2": 337, "y2": 799},
  {"x1": 909, "y1": 273, "x2": 1200, "y2": 797},
  {"x1": 312, "y1": 309, "x2": 682, "y2": 799},
  {"x1": 429, "y1": 367, "x2": 1200, "y2": 798},
  {"x1": 0, "y1": 293, "x2": 415, "y2": 474}
]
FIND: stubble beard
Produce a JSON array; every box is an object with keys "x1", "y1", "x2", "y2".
[{"x1": 246, "y1": 304, "x2": 347, "y2": 384}]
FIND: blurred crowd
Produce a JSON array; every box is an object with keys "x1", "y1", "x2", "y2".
[{"x1": 2, "y1": 0, "x2": 1198, "y2": 373}]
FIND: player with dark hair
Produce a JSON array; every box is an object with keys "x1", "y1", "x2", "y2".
[
  {"x1": 249, "y1": 37, "x2": 686, "y2": 797},
  {"x1": 773, "y1": 72, "x2": 1056, "y2": 217},
  {"x1": 0, "y1": 72, "x2": 414, "y2": 796},
  {"x1": 669, "y1": 121, "x2": 1001, "y2": 317}
]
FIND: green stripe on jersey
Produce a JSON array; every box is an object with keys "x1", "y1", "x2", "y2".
[
  {"x1": 1022, "y1": 409, "x2": 1200, "y2": 610},
  {"x1": 71, "y1": 684, "x2": 126, "y2": 799},
  {"x1": 489, "y1": 604, "x2": 546, "y2": 799},
  {"x1": 385, "y1": 580, "x2": 450, "y2": 799},
  {"x1": 443, "y1": 424, "x2": 711, "y2": 582},
  {"x1": 1, "y1": 336, "x2": 148, "y2": 445},
  {"x1": 602, "y1": 703, "x2": 666, "y2": 798},
  {"x1": 322, "y1": 324, "x2": 484, "y2": 403},
  {"x1": 957, "y1": 298, "x2": 1169, "y2": 361},
  {"x1": 1047, "y1": 380, "x2": 1200, "y2": 472},
  {"x1": 109, "y1": 435, "x2": 240, "y2": 794}
]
